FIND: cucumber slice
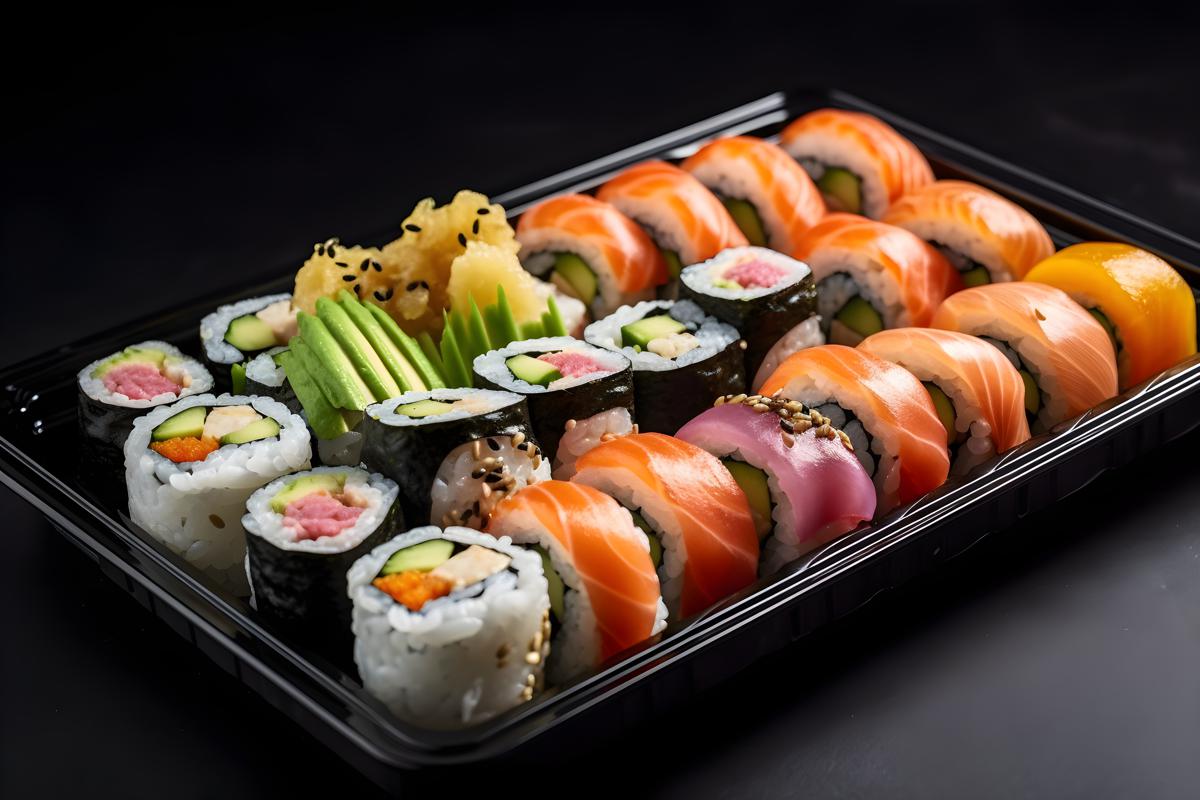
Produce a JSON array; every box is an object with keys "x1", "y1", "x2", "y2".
[
  {"x1": 506, "y1": 354, "x2": 562, "y2": 386},
  {"x1": 380, "y1": 540, "x2": 455, "y2": 576},
  {"x1": 225, "y1": 315, "x2": 277, "y2": 352},
  {"x1": 230, "y1": 362, "x2": 247, "y2": 394},
  {"x1": 834, "y1": 296, "x2": 884, "y2": 339},
  {"x1": 536, "y1": 546, "x2": 566, "y2": 622},
  {"x1": 629, "y1": 510, "x2": 663, "y2": 568},
  {"x1": 816, "y1": 167, "x2": 862, "y2": 214},
  {"x1": 661, "y1": 249, "x2": 683, "y2": 280},
  {"x1": 961, "y1": 266, "x2": 992, "y2": 287},
  {"x1": 923, "y1": 382, "x2": 957, "y2": 445},
  {"x1": 721, "y1": 197, "x2": 768, "y2": 247},
  {"x1": 552, "y1": 253, "x2": 598, "y2": 305},
  {"x1": 396, "y1": 399, "x2": 454, "y2": 418},
  {"x1": 721, "y1": 458, "x2": 772, "y2": 540},
  {"x1": 1020, "y1": 370, "x2": 1040, "y2": 416},
  {"x1": 151, "y1": 406, "x2": 207, "y2": 442},
  {"x1": 218, "y1": 417, "x2": 280, "y2": 445},
  {"x1": 620, "y1": 314, "x2": 686, "y2": 349}
]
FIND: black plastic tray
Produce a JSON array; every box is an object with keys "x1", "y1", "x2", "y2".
[{"x1": 3, "y1": 88, "x2": 1199, "y2": 788}]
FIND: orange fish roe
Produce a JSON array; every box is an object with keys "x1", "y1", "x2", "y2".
[
  {"x1": 372, "y1": 571, "x2": 454, "y2": 611},
  {"x1": 150, "y1": 436, "x2": 220, "y2": 463}
]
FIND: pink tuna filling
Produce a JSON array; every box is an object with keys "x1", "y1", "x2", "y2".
[
  {"x1": 538, "y1": 351, "x2": 611, "y2": 379},
  {"x1": 103, "y1": 363, "x2": 182, "y2": 401},
  {"x1": 282, "y1": 493, "x2": 363, "y2": 541},
  {"x1": 722, "y1": 259, "x2": 787, "y2": 289}
]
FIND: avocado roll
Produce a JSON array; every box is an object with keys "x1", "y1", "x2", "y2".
[
  {"x1": 583, "y1": 299, "x2": 746, "y2": 434},
  {"x1": 361, "y1": 388, "x2": 550, "y2": 528},
  {"x1": 472, "y1": 337, "x2": 635, "y2": 461},
  {"x1": 200, "y1": 293, "x2": 297, "y2": 391},
  {"x1": 679, "y1": 247, "x2": 822, "y2": 385},
  {"x1": 78, "y1": 341, "x2": 213, "y2": 487},
  {"x1": 347, "y1": 526, "x2": 550, "y2": 729},
  {"x1": 243, "y1": 466, "x2": 400, "y2": 666},
  {"x1": 124, "y1": 394, "x2": 311, "y2": 593}
]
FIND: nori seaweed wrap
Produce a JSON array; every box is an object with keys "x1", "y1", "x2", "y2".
[
  {"x1": 199, "y1": 293, "x2": 295, "y2": 392},
  {"x1": 472, "y1": 337, "x2": 635, "y2": 461},
  {"x1": 584, "y1": 299, "x2": 746, "y2": 434}
]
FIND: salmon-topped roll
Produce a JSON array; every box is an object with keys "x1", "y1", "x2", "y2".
[
  {"x1": 859, "y1": 328, "x2": 1032, "y2": 476},
  {"x1": 596, "y1": 160, "x2": 748, "y2": 291},
  {"x1": 681, "y1": 136, "x2": 826, "y2": 254},
  {"x1": 792, "y1": 213, "x2": 961, "y2": 345},
  {"x1": 517, "y1": 194, "x2": 668, "y2": 319},
  {"x1": 780, "y1": 108, "x2": 934, "y2": 218},
  {"x1": 571, "y1": 432, "x2": 760, "y2": 620},
  {"x1": 931, "y1": 283, "x2": 1118, "y2": 433},
  {"x1": 486, "y1": 480, "x2": 667, "y2": 683},
  {"x1": 882, "y1": 180, "x2": 1054, "y2": 285},
  {"x1": 758, "y1": 345, "x2": 950, "y2": 514},
  {"x1": 1023, "y1": 243, "x2": 1197, "y2": 390}
]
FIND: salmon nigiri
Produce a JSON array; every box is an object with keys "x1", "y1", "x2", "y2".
[
  {"x1": 596, "y1": 160, "x2": 748, "y2": 286},
  {"x1": 780, "y1": 108, "x2": 934, "y2": 218},
  {"x1": 758, "y1": 344, "x2": 950, "y2": 513},
  {"x1": 930, "y1": 282, "x2": 1118, "y2": 433},
  {"x1": 486, "y1": 480, "x2": 666, "y2": 682},
  {"x1": 571, "y1": 431, "x2": 759, "y2": 620},
  {"x1": 859, "y1": 328, "x2": 1032, "y2": 475},
  {"x1": 516, "y1": 194, "x2": 668, "y2": 319},
  {"x1": 1023, "y1": 242, "x2": 1197, "y2": 390},
  {"x1": 681, "y1": 136, "x2": 826, "y2": 254},
  {"x1": 882, "y1": 180, "x2": 1054, "y2": 285}
]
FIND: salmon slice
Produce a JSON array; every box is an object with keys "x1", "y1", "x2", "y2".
[
  {"x1": 488, "y1": 480, "x2": 662, "y2": 661},
  {"x1": 572, "y1": 432, "x2": 759, "y2": 619},
  {"x1": 596, "y1": 160, "x2": 748, "y2": 266},
  {"x1": 780, "y1": 108, "x2": 934, "y2": 218},
  {"x1": 758, "y1": 344, "x2": 950, "y2": 508}
]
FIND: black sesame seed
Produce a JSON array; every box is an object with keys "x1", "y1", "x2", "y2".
[
  {"x1": 486, "y1": 438, "x2": 500, "y2": 451},
  {"x1": 335, "y1": 261, "x2": 349, "y2": 268},
  {"x1": 342, "y1": 274, "x2": 356, "y2": 282},
  {"x1": 457, "y1": 232, "x2": 467, "y2": 247},
  {"x1": 353, "y1": 284, "x2": 361, "y2": 297},
  {"x1": 316, "y1": 244, "x2": 325, "y2": 256},
  {"x1": 472, "y1": 500, "x2": 481, "y2": 515},
  {"x1": 477, "y1": 208, "x2": 490, "y2": 215},
  {"x1": 471, "y1": 468, "x2": 487, "y2": 479},
  {"x1": 328, "y1": 245, "x2": 337, "y2": 258},
  {"x1": 405, "y1": 223, "x2": 421, "y2": 233},
  {"x1": 460, "y1": 508, "x2": 473, "y2": 521},
  {"x1": 485, "y1": 473, "x2": 503, "y2": 483},
  {"x1": 472, "y1": 219, "x2": 480, "y2": 235},
  {"x1": 419, "y1": 280, "x2": 430, "y2": 290},
  {"x1": 360, "y1": 258, "x2": 370, "y2": 271},
  {"x1": 406, "y1": 281, "x2": 419, "y2": 291},
  {"x1": 516, "y1": 442, "x2": 528, "y2": 451},
  {"x1": 373, "y1": 290, "x2": 387, "y2": 301},
  {"x1": 372, "y1": 260, "x2": 382, "y2": 272},
  {"x1": 384, "y1": 287, "x2": 394, "y2": 299}
]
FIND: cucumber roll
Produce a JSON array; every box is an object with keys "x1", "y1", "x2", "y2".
[
  {"x1": 679, "y1": 247, "x2": 822, "y2": 386},
  {"x1": 583, "y1": 299, "x2": 746, "y2": 435},
  {"x1": 199, "y1": 293, "x2": 297, "y2": 391},
  {"x1": 124, "y1": 394, "x2": 311, "y2": 593},
  {"x1": 244, "y1": 466, "x2": 400, "y2": 665},
  {"x1": 361, "y1": 389, "x2": 550, "y2": 529},
  {"x1": 347, "y1": 526, "x2": 550, "y2": 729},
  {"x1": 78, "y1": 341, "x2": 213, "y2": 487},
  {"x1": 472, "y1": 337, "x2": 635, "y2": 461}
]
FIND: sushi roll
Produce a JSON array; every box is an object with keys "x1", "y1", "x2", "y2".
[
  {"x1": 238, "y1": 346, "x2": 300, "y2": 414},
  {"x1": 551, "y1": 407, "x2": 637, "y2": 480},
  {"x1": 595, "y1": 160, "x2": 748, "y2": 292},
  {"x1": 360, "y1": 388, "x2": 550, "y2": 529},
  {"x1": 516, "y1": 194, "x2": 668, "y2": 319},
  {"x1": 676, "y1": 393, "x2": 877, "y2": 574},
  {"x1": 200, "y1": 293, "x2": 297, "y2": 390},
  {"x1": 759, "y1": 345, "x2": 951, "y2": 514},
  {"x1": 78, "y1": 341, "x2": 213, "y2": 482},
  {"x1": 485, "y1": 480, "x2": 667, "y2": 683},
  {"x1": 780, "y1": 108, "x2": 934, "y2": 218},
  {"x1": 931, "y1": 283, "x2": 1119, "y2": 432},
  {"x1": 347, "y1": 526, "x2": 550, "y2": 729},
  {"x1": 680, "y1": 136, "x2": 826, "y2": 254},
  {"x1": 570, "y1": 432, "x2": 759, "y2": 619},
  {"x1": 472, "y1": 337, "x2": 635, "y2": 461},
  {"x1": 679, "y1": 246, "x2": 822, "y2": 385},
  {"x1": 1023, "y1": 243, "x2": 1198, "y2": 390},
  {"x1": 882, "y1": 180, "x2": 1055, "y2": 285},
  {"x1": 124, "y1": 394, "x2": 311, "y2": 593},
  {"x1": 859, "y1": 328, "x2": 1032, "y2": 475},
  {"x1": 793, "y1": 214, "x2": 961, "y2": 347},
  {"x1": 584, "y1": 299, "x2": 746, "y2": 435},
  {"x1": 243, "y1": 466, "x2": 401, "y2": 664}
]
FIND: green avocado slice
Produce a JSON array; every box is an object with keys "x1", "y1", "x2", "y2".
[
  {"x1": 270, "y1": 473, "x2": 345, "y2": 514},
  {"x1": 621, "y1": 314, "x2": 687, "y2": 349},
  {"x1": 535, "y1": 545, "x2": 566, "y2": 622},
  {"x1": 151, "y1": 406, "x2": 207, "y2": 442},
  {"x1": 316, "y1": 297, "x2": 400, "y2": 401},
  {"x1": 816, "y1": 167, "x2": 862, "y2": 214},
  {"x1": 336, "y1": 290, "x2": 422, "y2": 394},
  {"x1": 365, "y1": 303, "x2": 443, "y2": 391},
  {"x1": 1020, "y1": 369, "x2": 1041, "y2": 416},
  {"x1": 961, "y1": 266, "x2": 992, "y2": 287},
  {"x1": 295, "y1": 312, "x2": 373, "y2": 411},
  {"x1": 277, "y1": 349, "x2": 348, "y2": 440},
  {"x1": 552, "y1": 253, "x2": 598, "y2": 305},
  {"x1": 923, "y1": 382, "x2": 957, "y2": 445},
  {"x1": 835, "y1": 296, "x2": 885, "y2": 339},
  {"x1": 721, "y1": 458, "x2": 772, "y2": 540},
  {"x1": 661, "y1": 249, "x2": 684, "y2": 280},
  {"x1": 721, "y1": 197, "x2": 768, "y2": 247}
]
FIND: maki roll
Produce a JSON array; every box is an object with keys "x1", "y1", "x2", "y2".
[
  {"x1": 759, "y1": 345, "x2": 951, "y2": 515},
  {"x1": 780, "y1": 108, "x2": 934, "y2": 218},
  {"x1": 1023, "y1": 243, "x2": 1197, "y2": 390},
  {"x1": 243, "y1": 466, "x2": 401, "y2": 664},
  {"x1": 681, "y1": 136, "x2": 825, "y2": 253},
  {"x1": 348, "y1": 526, "x2": 550, "y2": 729},
  {"x1": 584, "y1": 299, "x2": 746, "y2": 435},
  {"x1": 472, "y1": 336, "x2": 635, "y2": 461},
  {"x1": 485, "y1": 480, "x2": 667, "y2": 683},
  {"x1": 679, "y1": 246, "x2": 822, "y2": 385},
  {"x1": 931, "y1": 282, "x2": 1119, "y2": 432},
  {"x1": 595, "y1": 160, "x2": 748, "y2": 292},
  {"x1": 516, "y1": 194, "x2": 668, "y2": 319},
  {"x1": 78, "y1": 341, "x2": 213, "y2": 483},
  {"x1": 792, "y1": 214, "x2": 961, "y2": 347},
  {"x1": 124, "y1": 394, "x2": 311, "y2": 593},
  {"x1": 859, "y1": 328, "x2": 1032, "y2": 475},
  {"x1": 882, "y1": 180, "x2": 1055, "y2": 285},
  {"x1": 570, "y1": 432, "x2": 760, "y2": 619},
  {"x1": 200, "y1": 293, "x2": 297, "y2": 390},
  {"x1": 360, "y1": 388, "x2": 549, "y2": 529},
  {"x1": 676, "y1": 394, "x2": 877, "y2": 574},
  {"x1": 238, "y1": 347, "x2": 300, "y2": 414}
]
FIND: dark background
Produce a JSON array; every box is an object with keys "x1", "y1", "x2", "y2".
[{"x1": 3, "y1": 7, "x2": 1199, "y2": 798}]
